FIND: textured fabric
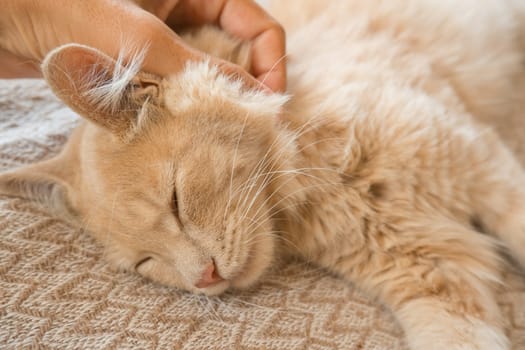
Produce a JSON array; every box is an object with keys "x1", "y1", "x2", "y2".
[{"x1": 1, "y1": 78, "x2": 525, "y2": 349}]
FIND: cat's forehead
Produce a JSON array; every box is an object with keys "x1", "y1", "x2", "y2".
[
  {"x1": 162, "y1": 61, "x2": 288, "y2": 123},
  {"x1": 121, "y1": 121, "x2": 251, "y2": 182},
  {"x1": 107, "y1": 62, "x2": 288, "y2": 187}
]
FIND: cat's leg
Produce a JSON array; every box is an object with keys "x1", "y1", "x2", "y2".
[{"x1": 321, "y1": 220, "x2": 508, "y2": 350}]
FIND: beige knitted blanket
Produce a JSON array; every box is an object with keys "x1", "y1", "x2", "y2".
[{"x1": 1, "y1": 76, "x2": 525, "y2": 349}]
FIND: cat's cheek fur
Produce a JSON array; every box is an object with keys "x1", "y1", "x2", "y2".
[{"x1": 230, "y1": 224, "x2": 276, "y2": 290}]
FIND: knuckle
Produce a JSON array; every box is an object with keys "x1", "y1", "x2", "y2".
[{"x1": 272, "y1": 22, "x2": 286, "y2": 38}]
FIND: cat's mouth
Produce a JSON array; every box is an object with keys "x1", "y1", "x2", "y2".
[
  {"x1": 193, "y1": 252, "x2": 256, "y2": 296},
  {"x1": 194, "y1": 227, "x2": 275, "y2": 295},
  {"x1": 195, "y1": 240, "x2": 269, "y2": 295},
  {"x1": 195, "y1": 278, "x2": 230, "y2": 296}
]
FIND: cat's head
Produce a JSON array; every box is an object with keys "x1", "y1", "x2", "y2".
[{"x1": 0, "y1": 39, "x2": 299, "y2": 295}]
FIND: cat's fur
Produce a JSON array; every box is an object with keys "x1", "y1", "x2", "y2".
[{"x1": 2, "y1": 0, "x2": 525, "y2": 348}]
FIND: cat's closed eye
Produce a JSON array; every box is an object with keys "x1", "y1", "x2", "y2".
[{"x1": 135, "y1": 256, "x2": 153, "y2": 271}]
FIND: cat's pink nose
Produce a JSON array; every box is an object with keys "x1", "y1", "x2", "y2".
[{"x1": 195, "y1": 260, "x2": 224, "y2": 288}]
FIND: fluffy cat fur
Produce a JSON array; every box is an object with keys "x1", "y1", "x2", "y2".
[{"x1": 2, "y1": 1, "x2": 525, "y2": 349}]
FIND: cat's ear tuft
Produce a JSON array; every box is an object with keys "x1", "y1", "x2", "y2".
[{"x1": 42, "y1": 44, "x2": 162, "y2": 139}]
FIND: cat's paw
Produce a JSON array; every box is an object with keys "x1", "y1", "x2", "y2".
[
  {"x1": 410, "y1": 320, "x2": 507, "y2": 350},
  {"x1": 401, "y1": 306, "x2": 508, "y2": 350}
]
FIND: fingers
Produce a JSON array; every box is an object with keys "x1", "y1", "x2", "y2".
[
  {"x1": 165, "y1": 0, "x2": 287, "y2": 92},
  {"x1": 249, "y1": 23, "x2": 286, "y2": 92},
  {"x1": 212, "y1": 57, "x2": 266, "y2": 92},
  {"x1": 219, "y1": 0, "x2": 286, "y2": 92},
  {"x1": 134, "y1": 0, "x2": 181, "y2": 21}
]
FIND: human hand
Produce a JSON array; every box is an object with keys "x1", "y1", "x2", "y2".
[
  {"x1": 0, "y1": 0, "x2": 197, "y2": 78},
  {"x1": 0, "y1": 0, "x2": 286, "y2": 92},
  {"x1": 138, "y1": 0, "x2": 287, "y2": 92}
]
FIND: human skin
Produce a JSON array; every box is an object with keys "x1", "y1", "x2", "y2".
[{"x1": 0, "y1": 0, "x2": 286, "y2": 92}]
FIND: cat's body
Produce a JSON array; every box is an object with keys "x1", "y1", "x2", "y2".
[
  {"x1": 2, "y1": 0, "x2": 525, "y2": 349},
  {"x1": 267, "y1": 2, "x2": 525, "y2": 348}
]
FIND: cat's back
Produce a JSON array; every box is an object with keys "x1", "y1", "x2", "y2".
[
  {"x1": 275, "y1": 0, "x2": 523, "y2": 120},
  {"x1": 271, "y1": 0, "x2": 525, "y2": 229}
]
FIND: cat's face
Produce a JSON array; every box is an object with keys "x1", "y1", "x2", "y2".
[
  {"x1": 85, "y1": 84, "x2": 285, "y2": 295},
  {"x1": 10, "y1": 43, "x2": 293, "y2": 295}
]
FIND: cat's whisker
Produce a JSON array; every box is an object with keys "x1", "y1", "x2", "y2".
[
  {"x1": 223, "y1": 111, "x2": 250, "y2": 225},
  {"x1": 241, "y1": 180, "x2": 343, "y2": 237},
  {"x1": 232, "y1": 163, "x2": 341, "y2": 198},
  {"x1": 229, "y1": 165, "x2": 323, "y2": 219},
  {"x1": 234, "y1": 173, "x2": 272, "y2": 229},
  {"x1": 257, "y1": 53, "x2": 289, "y2": 90},
  {"x1": 195, "y1": 296, "x2": 214, "y2": 321},
  {"x1": 232, "y1": 133, "x2": 287, "y2": 213},
  {"x1": 233, "y1": 128, "x2": 344, "y2": 220},
  {"x1": 236, "y1": 174, "x2": 270, "y2": 224},
  {"x1": 234, "y1": 146, "x2": 308, "y2": 224},
  {"x1": 240, "y1": 167, "x2": 340, "y2": 228},
  {"x1": 202, "y1": 296, "x2": 225, "y2": 323},
  {"x1": 202, "y1": 297, "x2": 218, "y2": 322},
  {"x1": 234, "y1": 178, "x2": 341, "y2": 246},
  {"x1": 244, "y1": 229, "x2": 302, "y2": 254},
  {"x1": 232, "y1": 116, "x2": 323, "y2": 213},
  {"x1": 296, "y1": 136, "x2": 348, "y2": 154},
  {"x1": 241, "y1": 167, "x2": 341, "y2": 189},
  {"x1": 232, "y1": 123, "x2": 330, "y2": 216}
]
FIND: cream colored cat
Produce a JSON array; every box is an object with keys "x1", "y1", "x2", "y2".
[{"x1": 2, "y1": 0, "x2": 525, "y2": 349}]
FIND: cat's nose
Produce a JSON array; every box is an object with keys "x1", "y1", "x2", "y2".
[{"x1": 195, "y1": 260, "x2": 224, "y2": 288}]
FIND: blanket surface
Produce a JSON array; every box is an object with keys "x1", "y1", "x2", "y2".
[{"x1": 1, "y1": 76, "x2": 525, "y2": 349}]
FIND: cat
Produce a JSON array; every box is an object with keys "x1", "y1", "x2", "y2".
[{"x1": 2, "y1": 0, "x2": 525, "y2": 349}]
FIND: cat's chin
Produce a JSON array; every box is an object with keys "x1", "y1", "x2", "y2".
[{"x1": 194, "y1": 280, "x2": 231, "y2": 296}]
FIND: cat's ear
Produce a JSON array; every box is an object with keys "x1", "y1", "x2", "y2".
[
  {"x1": 42, "y1": 44, "x2": 162, "y2": 139},
  {"x1": 0, "y1": 156, "x2": 77, "y2": 220}
]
